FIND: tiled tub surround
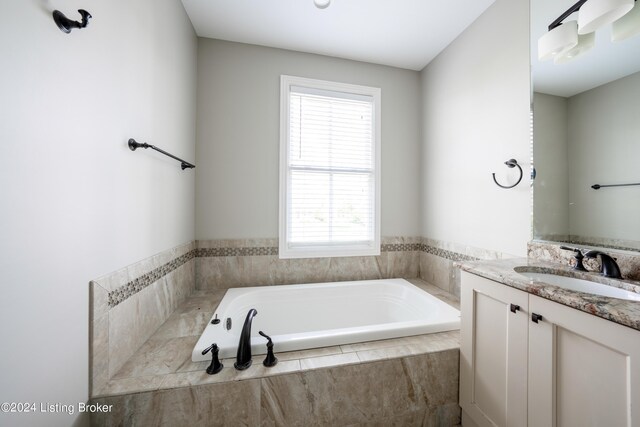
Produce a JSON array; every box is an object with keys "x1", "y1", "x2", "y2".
[
  {"x1": 419, "y1": 237, "x2": 514, "y2": 298},
  {"x1": 90, "y1": 279, "x2": 461, "y2": 426},
  {"x1": 457, "y1": 257, "x2": 640, "y2": 331},
  {"x1": 196, "y1": 237, "x2": 423, "y2": 290},
  {"x1": 528, "y1": 240, "x2": 640, "y2": 281},
  {"x1": 90, "y1": 241, "x2": 196, "y2": 397},
  {"x1": 90, "y1": 236, "x2": 476, "y2": 398},
  {"x1": 87, "y1": 235, "x2": 489, "y2": 421},
  {"x1": 195, "y1": 236, "x2": 504, "y2": 300}
]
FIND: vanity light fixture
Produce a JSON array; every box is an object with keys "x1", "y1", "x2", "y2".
[
  {"x1": 538, "y1": 20, "x2": 580, "y2": 61},
  {"x1": 314, "y1": 0, "x2": 331, "y2": 9},
  {"x1": 578, "y1": 0, "x2": 634, "y2": 34},
  {"x1": 538, "y1": 0, "x2": 637, "y2": 63},
  {"x1": 554, "y1": 31, "x2": 596, "y2": 63},
  {"x1": 612, "y1": 1, "x2": 640, "y2": 40}
]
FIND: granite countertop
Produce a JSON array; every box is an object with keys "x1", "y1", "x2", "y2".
[
  {"x1": 94, "y1": 278, "x2": 461, "y2": 399},
  {"x1": 457, "y1": 258, "x2": 640, "y2": 331}
]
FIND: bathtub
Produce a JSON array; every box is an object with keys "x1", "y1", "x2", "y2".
[{"x1": 192, "y1": 278, "x2": 460, "y2": 362}]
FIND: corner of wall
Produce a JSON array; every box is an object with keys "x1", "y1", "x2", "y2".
[{"x1": 419, "y1": 0, "x2": 531, "y2": 258}]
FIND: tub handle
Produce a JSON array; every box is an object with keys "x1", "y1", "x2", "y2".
[
  {"x1": 259, "y1": 331, "x2": 278, "y2": 368},
  {"x1": 201, "y1": 343, "x2": 223, "y2": 375}
]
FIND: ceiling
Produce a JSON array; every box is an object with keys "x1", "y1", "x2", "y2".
[
  {"x1": 532, "y1": 0, "x2": 640, "y2": 97},
  {"x1": 180, "y1": 0, "x2": 495, "y2": 71}
]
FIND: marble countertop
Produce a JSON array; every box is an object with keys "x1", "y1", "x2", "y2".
[
  {"x1": 94, "y1": 278, "x2": 461, "y2": 399},
  {"x1": 457, "y1": 258, "x2": 640, "y2": 331}
]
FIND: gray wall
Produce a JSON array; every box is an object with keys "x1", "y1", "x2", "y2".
[
  {"x1": 420, "y1": 0, "x2": 531, "y2": 257},
  {"x1": 0, "y1": 1, "x2": 197, "y2": 426},
  {"x1": 567, "y1": 71, "x2": 640, "y2": 242},
  {"x1": 195, "y1": 39, "x2": 422, "y2": 239},
  {"x1": 533, "y1": 92, "x2": 569, "y2": 239}
]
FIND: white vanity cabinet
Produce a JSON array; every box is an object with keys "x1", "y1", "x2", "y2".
[
  {"x1": 460, "y1": 271, "x2": 529, "y2": 427},
  {"x1": 527, "y1": 294, "x2": 640, "y2": 427},
  {"x1": 460, "y1": 271, "x2": 640, "y2": 427}
]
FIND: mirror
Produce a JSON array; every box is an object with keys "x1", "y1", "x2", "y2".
[{"x1": 531, "y1": 0, "x2": 640, "y2": 251}]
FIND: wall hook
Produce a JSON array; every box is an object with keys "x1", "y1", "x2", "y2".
[
  {"x1": 53, "y1": 9, "x2": 92, "y2": 34},
  {"x1": 492, "y1": 159, "x2": 523, "y2": 189}
]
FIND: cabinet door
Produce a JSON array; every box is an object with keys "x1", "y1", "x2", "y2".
[
  {"x1": 528, "y1": 295, "x2": 640, "y2": 427},
  {"x1": 460, "y1": 272, "x2": 529, "y2": 427}
]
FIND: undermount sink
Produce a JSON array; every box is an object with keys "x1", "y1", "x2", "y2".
[{"x1": 517, "y1": 271, "x2": 640, "y2": 302}]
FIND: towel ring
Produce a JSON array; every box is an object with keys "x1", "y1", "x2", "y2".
[{"x1": 492, "y1": 159, "x2": 523, "y2": 189}]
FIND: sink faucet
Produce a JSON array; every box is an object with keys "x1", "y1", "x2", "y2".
[
  {"x1": 234, "y1": 308, "x2": 258, "y2": 370},
  {"x1": 583, "y1": 250, "x2": 623, "y2": 279},
  {"x1": 560, "y1": 246, "x2": 587, "y2": 271}
]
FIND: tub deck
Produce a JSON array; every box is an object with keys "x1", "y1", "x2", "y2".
[{"x1": 92, "y1": 278, "x2": 460, "y2": 399}]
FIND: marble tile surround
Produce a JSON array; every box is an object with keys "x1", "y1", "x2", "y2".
[
  {"x1": 194, "y1": 236, "x2": 486, "y2": 295},
  {"x1": 90, "y1": 280, "x2": 461, "y2": 426},
  {"x1": 108, "y1": 250, "x2": 195, "y2": 308},
  {"x1": 195, "y1": 237, "x2": 424, "y2": 290},
  {"x1": 89, "y1": 235, "x2": 479, "y2": 400},
  {"x1": 90, "y1": 241, "x2": 196, "y2": 397},
  {"x1": 419, "y1": 237, "x2": 513, "y2": 298},
  {"x1": 96, "y1": 236, "x2": 473, "y2": 307},
  {"x1": 96, "y1": 280, "x2": 459, "y2": 398},
  {"x1": 90, "y1": 237, "x2": 471, "y2": 395},
  {"x1": 91, "y1": 351, "x2": 460, "y2": 427}
]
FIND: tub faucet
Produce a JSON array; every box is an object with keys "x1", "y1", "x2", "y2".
[
  {"x1": 234, "y1": 308, "x2": 258, "y2": 370},
  {"x1": 584, "y1": 250, "x2": 623, "y2": 279}
]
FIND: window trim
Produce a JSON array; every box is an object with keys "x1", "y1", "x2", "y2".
[{"x1": 279, "y1": 75, "x2": 381, "y2": 259}]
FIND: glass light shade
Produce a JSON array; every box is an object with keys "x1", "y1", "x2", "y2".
[
  {"x1": 314, "y1": 0, "x2": 330, "y2": 9},
  {"x1": 578, "y1": 0, "x2": 634, "y2": 34},
  {"x1": 538, "y1": 21, "x2": 579, "y2": 61},
  {"x1": 612, "y1": 3, "x2": 640, "y2": 41},
  {"x1": 554, "y1": 32, "x2": 596, "y2": 63}
]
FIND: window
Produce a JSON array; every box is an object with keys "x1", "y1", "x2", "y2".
[{"x1": 279, "y1": 75, "x2": 381, "y2": 259}]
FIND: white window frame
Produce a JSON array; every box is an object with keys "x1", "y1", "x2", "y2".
[{"x1": 279, "y1": 75, "x2": 381, "y2": 259}]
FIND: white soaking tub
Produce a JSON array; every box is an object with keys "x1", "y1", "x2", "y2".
[{"x1": 192, "y1": 278, "x2": 460, "y2": 361}]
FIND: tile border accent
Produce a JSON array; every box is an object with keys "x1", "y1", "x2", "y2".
[
  {"x1": 196, "y1": 247, "x2": 279, "y2": 257},
  {"x1": 195, "y1": 242, "x2": 424, "y2": 257},
  {"x1": 419, "y1": 244, "x2": 480, "y2": 262},
  {"x1": 192, "y1": 241, "x2": 475, "y2": 261},
  {"x1": 108, "y1": 251, "x2": 196, "y2": 308},
  {"x1": 380, "y1": 243, "x2": 422, "y2": 252},
  {"x1": 194, "y1": 241, "x2": 425, "y2": 258}
]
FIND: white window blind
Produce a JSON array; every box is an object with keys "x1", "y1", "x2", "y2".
[{"x1": 279, "y1": 76, "x2": 381, "y2": 259}]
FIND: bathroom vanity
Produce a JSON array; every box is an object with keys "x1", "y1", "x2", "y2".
[
  {"x1": 458, "y1": 258, "x2": 640, "y2": 427},
  {"x1": 515, "y1": 0, "x2": 640, "y2": 423}
]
